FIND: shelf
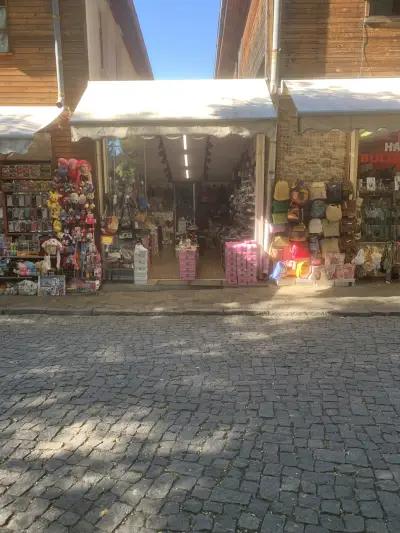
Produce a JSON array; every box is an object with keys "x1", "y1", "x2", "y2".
[
  {"x1": 0, "y1": 256, "x2": 43, "y2": 260},
  {"x1": 0, "y1": 276, "x2": 38, "y2": 280},
  {"x1": 0, "y1": 177, "x2": 52, "y2": 181}
]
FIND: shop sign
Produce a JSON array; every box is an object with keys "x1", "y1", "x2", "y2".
[{"x1": 360, "y1": 152, "x2": 400, "y2": 165}]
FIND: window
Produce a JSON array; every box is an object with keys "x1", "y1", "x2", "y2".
[
  {"x1": 0, "y1": 0, "x2": 9, "y2": 53},
  {"x1": 369, "y1": 0, "x2": 400, "y2": 16}
]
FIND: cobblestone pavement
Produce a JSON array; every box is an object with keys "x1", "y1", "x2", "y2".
[{"x1": 0, "y1": 315, "x2": 400, "y2": 532}]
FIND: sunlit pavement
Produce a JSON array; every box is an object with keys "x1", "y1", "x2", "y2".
[{"x1": 0, "y1": 314, "x2": 399, "y2": 532}]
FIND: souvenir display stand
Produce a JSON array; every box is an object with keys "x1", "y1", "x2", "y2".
[
  {"x1": 52, "y1": 158, "x2": 102, "y2": 293},
  {"x1": 269, "y1": 178, "x2": 357, "y2": 286},
  {"x1": 354, "y1": 172, "x2": 400, "y2": 282},
  {"x1": 0, "y1": 162, "x2": 55, "y2": 296}
]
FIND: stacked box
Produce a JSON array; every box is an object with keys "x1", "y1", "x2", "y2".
[
  {"x1": 224, "y1": 242, "x2": 238, "y2": 284},
  {"x1": 177, "y1": 248, "x2": 198, "y2": 281},
  {"x1": 134, "y1": 244, "x2": 149, "y2": 284},
  {"x1": 225, "y1": 241, "x2": 259, "y2": 285}
]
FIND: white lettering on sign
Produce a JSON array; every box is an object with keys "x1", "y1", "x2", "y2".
[{"x1": 385, "y1": 142, "x2": 400, "y2": 152}]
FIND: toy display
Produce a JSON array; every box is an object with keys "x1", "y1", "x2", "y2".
[{"x1": 52, "y1": 158, "x2": 102, "y2": 288}]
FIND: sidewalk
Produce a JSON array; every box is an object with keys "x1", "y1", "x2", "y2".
[{"x1": 0, "y1": 281, "x2": 399, "y2": 316}]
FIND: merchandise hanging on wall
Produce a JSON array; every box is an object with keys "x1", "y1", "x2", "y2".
[{"x1": 269, "y1": 178, "x2": 358, "y2": 286}]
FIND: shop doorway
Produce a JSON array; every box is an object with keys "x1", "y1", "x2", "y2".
[{"x1": 101, "y1": 133, "x2": 255, "y2": 283}]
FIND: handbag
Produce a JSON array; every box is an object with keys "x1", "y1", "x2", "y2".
[
  {"x1": 326, "y1": 181, "x2": 343, "y2": 203},
  {"x1": 310, "y1": 182, "x2": 327, "y2": 200},
  {"x1": 287, "y1": 205, "x2": 300, "y2": 223},
  {"x1": 320, "y1": 238, "x2": 340, "y2": 257},
  {"x1": 326, "y1": 204, "x2": 342, "y2": 222},
  {"x1": 272, "y1": 212, "x2": 288, "y2": 224},
  {"x1": 274, "y1": 180, "x2": 290, "y2": 201},
  {"x1": 322, "y1": 219, "x2": 340, "y2": 238},
  {"x1": 272, "y1": 200, "x2": 290, "y2": 213},
  {"x1": 342, "y1": 180, "x2": 354, "y2": 200},
  {"x1": 289, "y1": 223, "x2": 308, "y2": 241},
  {"x1": 341, "y1": 217, "x2": 357, "y2": 234},
  {"x1": 290, "y1": 181, "x2": 309, "y2": 206},
  {"x1": 270, "y1": 223, "x2": 288, "y2": 234},
  {"x1": 342, "y1": 199, "x2": 357, "y2": 218}
]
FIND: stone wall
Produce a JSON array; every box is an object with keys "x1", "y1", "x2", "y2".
[{"x1": 276, "y1": 97, "x2": 350, "y2": 183}]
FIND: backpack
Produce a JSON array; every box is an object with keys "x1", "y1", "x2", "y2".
[
  {"x1": 326, "y1": 181, "x2": 343, "y2": 203},
  {"x1": 309, "y1": 218, "x2": 323, "y2": 234},
  {"x1": 274, "y1": 180, "x2": 290, "y2": 201},
  {"x1": 310, "y1": 182, "x2": 327, "y2": 200},
  {"x1": 290, "y1": 242, "x2": 310, "y2": 260},
  {"x1": 296, "y1": 260, "x2": 312, "y2": 279},
  {"x1": 326, "y1": 204, "x2": 342, "y2": 222},
  {"x1": 310, "y1": 200, "x2": 326, "y2": 218},
  {"x1": 322, "y1": 219, "x2": 340, "y2": 238},
  {"x1": 309, "y1": 235, "x2": 321, "y2": 255},
  {"x1": 289, "y1": 223, "x2": 308, "y2": 242},
  {"x1": 291, "y1": 181, "x2": 309, "y2": 206},
  {"x1": 272, "y1": 212, "x2": 288, "y2": 224},
  {"x1": 342, "y1": 180, "x2": 354, "y2": 200},
  {"x1": 341, "y1": 217, "x2": 357, "y2": 234},
  {"x1": 342, "y1": 199, "x2": 357, "y2": 218}
]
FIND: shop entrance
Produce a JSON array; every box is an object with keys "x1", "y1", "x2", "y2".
[{"x1": 101, "y1": 133, "x2": 255, "y2": 283}]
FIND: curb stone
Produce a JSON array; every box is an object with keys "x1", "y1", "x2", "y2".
[{"x1": 0, "y1": 307, "x2": 398, "y2": 317}]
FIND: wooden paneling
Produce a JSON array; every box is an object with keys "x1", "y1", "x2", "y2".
[
  {"x1": 0, "y1": 0, "x2": 57, "y2": 104},
  {"x1": 59, "y1": 0, "x2": 89, "y2": 110},
  {"x1": 215, "y1": 0, "x2": 251, "y2": 78},
  {"x1": 239, "y1": 0, "x2": 266, "y2": 77},
  {"x1": 280, "y1": 0, "x2": 400, "y2": 78}
]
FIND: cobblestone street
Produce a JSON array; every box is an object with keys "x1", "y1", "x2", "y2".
[{"x1": 0, "y1": 315, "x2": 400, "y2": 532}]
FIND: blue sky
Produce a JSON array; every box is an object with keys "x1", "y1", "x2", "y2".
[{"x1": 134, "y1": 0, "x2": 221, "y2": 80}]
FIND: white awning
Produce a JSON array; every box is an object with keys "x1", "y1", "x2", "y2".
[
  {"x1": 284, "y1": 78, "x2": 400, "y2": 132},
  {"x1": 0, "y1": 106, "x2": 62, "y2": 154},
  {"x1": 70, "y1": 79, "x2": 276, "y2": 140}
]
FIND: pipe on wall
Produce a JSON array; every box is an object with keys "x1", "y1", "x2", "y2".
[
  {"x1": 270, "y1": 0, "x2": 281, "y2": 95},
  {"x1": 51, "y1": 0, "x2": 65, "y2": 108}
]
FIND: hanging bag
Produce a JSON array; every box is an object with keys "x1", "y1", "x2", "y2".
[
  {"x1": 341, "y1": 199, "x2": 357, "y2": 218},
  {"x1": 272, "y1": 199, "x2": 290, "y2": 213},
  {"x1": 274, "y1": 180, "x2": 290, "y2": 201},
  {"x1": 291, "y1": 181, "x2": 309, "y2": 206},
  {"x1": 326, "y1": 181, "x2": 343, "y2": 203},
  {"x1": 310, "y1": 200, "x2": 326, "y2": 219},
  {"x1": 289, "y1": 223, "x2": 308, "y2": 241},
  {"x1": 322, "y1": 219, "x2": 340, "y2": 238},
  {"x1": 342, "y1": 180, "x2": 354, "y2": 200},
  {"x1": 287, "y1": 205, "x2": 301, "y2": 223},
  {"x1": 326, "y1": 204, "x2": 342, "y2": 222},
  {"x1": 309, "y1": 218, "x2": 323, "y2": 234},
  {"x1": 310, "y1": 182, "x2": 327, "y2": 200}
]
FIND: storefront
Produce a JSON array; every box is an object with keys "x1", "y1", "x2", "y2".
[
  {"x1": 70, "y1": 79, "x2": 277, "y2": 286},
  {"x1": 267, "y1": 78, "x2": 400, "y2": 286}
]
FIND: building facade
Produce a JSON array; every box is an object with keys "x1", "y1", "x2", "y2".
[
  {"x1": 0, "y1": 0, "x2": 152, "y2": 162},
  {"x1": 216, "y1": 0, "x2": 400, "y2": 183}
]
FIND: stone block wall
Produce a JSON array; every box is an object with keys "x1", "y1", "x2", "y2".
[{"x1": 276, "y1": 97, "x2": 350, "y2": 183}]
